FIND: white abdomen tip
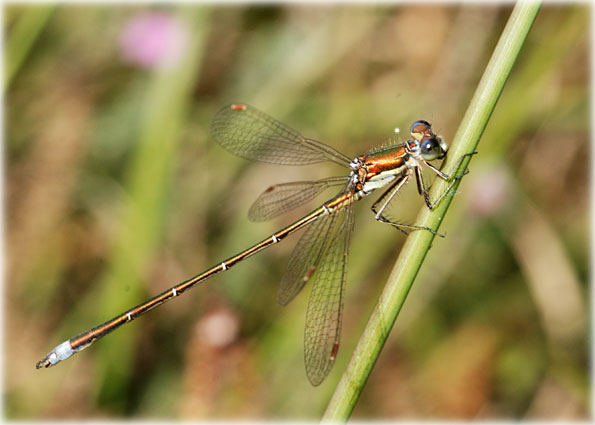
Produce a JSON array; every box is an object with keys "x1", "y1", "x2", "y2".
[{"x1": 53, "y1": 341, "x2": 74, "y2": 364}]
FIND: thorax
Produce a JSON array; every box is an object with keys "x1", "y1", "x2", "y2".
[{"x1": 349, "y1": 142, "x2": 422, "y2": 196}]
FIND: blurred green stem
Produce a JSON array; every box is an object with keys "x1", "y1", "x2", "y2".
[
  {"x1": 5, "y1": 5, "x2": 55, "y2": 88},
  {"x1": 81, "y1": 7, "x2": 209, "y2": 407},
  {"x1": 322, "y1": 1, "x2": 542, "y2": 421}
]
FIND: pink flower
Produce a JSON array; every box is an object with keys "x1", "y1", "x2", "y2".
[
  {"x1": 467, "y1": 166, "x2": 510, "y2": 217},
  {"x1": 196, "y1": 309, "x2": 240, "y2": 349},
  {"x1": 119, "y1": 12, "x2": 189, "y2": 69}
]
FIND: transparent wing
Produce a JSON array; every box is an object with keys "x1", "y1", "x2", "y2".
[
  {"x1": 304, "y1": 201, "x2": 355, "y2": 386},
  {"x1": 277, "y1": 208, "x2": 337, "y2": 306},
  {"x1": 210, "y1": 103, "x2": 352, "y2": 167},
  {"x1": 248, "y1": 177, "x2": 348, "y2": 222}
]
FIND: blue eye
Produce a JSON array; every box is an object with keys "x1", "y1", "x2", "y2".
[
  {"x1": 411, "y1": 120, "x2": 431, "y2": 131},
  {"x1": 410, "y1": 120, "x2": 432, "y2": 140},
  {"x1": 420, "y1": 137, "x2": 447, "y2": 161}
]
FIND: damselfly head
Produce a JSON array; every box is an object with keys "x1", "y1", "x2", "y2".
[{"x1": 410, "y1": 120, "x2": 447, "y2": 161}]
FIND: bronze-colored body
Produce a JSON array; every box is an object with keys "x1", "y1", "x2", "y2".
[{"x1": 37, "y1": 103, "x2": 471, "y2": 387}]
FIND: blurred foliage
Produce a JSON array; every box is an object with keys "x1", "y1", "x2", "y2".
[{"x1": 4, "y1": 3, "x2": 589, "y2": 420}]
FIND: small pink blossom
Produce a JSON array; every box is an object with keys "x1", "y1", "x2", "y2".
[
  {"x1": 196, "y1": 309, "x2": 240, "y2": 349},
  {"x1": 119, "y1": 12, "x2": 189, "y2": 69},
  {"x1": 467, "y1": 166, "x2": 510, "y2": 217}
]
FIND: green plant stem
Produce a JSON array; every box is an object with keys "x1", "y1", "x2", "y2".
[
  {"x1": 322, "y1": 1, "x2": 542, "y2": 421},
  {"x1": 5, "y1": 5, "x2": 55, "y2": 88},
  {"x1": 53, "y1": 7, "x2": 211, "y2": 408}
]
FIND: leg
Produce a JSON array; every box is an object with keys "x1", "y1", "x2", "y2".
[
  {"x1": 415, "y1": 166, "x2": 462, "y2": 211},
  {"x1": 424, "y1": 151, "x2": 477, "y2": 181},
  {"x1": 418, "y1": 151, "x2": 478, "y2": 210},
  {"x1": 371, "y1": 174, "x2": 409, "y2": 220},
  {"x1": 371, "y1": 175, "x2": 443, "y2": 237}
]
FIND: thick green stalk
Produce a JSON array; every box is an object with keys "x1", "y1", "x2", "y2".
[{"x1": 322, "y1": 2, "x2": 542, "y2": 421}]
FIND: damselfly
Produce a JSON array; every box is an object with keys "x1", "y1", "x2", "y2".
[{"x1": 37, "y1": 103, "x2": 472, "y2": 385}]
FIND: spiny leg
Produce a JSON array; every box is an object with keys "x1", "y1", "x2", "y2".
[
  {"x1": 415, "y1": 165, "x2": 457, "y2": 211},
  {"x1": 371, "y1": 174, "x2": 410, "y2": 221},
  {"x1": 371, "y1": 175, "x2": 443, "y2": 237},
  {"x1": 418, "y1": 151, "x2": 478, "y2": 210},
  {"x1": 424, "y1": 151, "x2": 477, "y2": 181}
]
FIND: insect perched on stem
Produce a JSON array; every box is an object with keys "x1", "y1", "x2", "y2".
[{"x1": 37, "y1": 103, "x2": 473, "y2": 385}]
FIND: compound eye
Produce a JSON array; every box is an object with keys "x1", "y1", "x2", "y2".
[
  {"x1": 420, "y1": 137, "x2": 446, "y2": 161},
  {"x1": 410, "y1": 120, "x2": 432, "y2": 140}
]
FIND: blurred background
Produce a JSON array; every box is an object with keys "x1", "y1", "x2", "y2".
[{"x1": 4, "y1": 3, "x2": 589, "y2": 420}]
